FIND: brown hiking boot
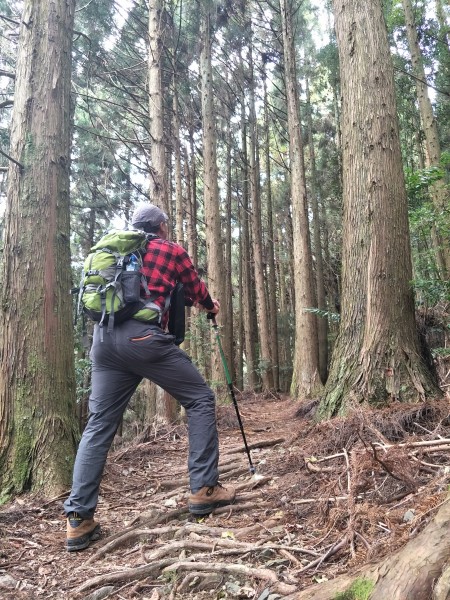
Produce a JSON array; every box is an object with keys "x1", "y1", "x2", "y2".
[
  {"x1": 66, "y1": 512, "x2": 100, "y2": 552},
  {"x1": 188, "y1": 482, "x2": 236, "y2": 515}
]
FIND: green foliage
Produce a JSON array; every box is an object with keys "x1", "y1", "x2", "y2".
[
  {"x1": 405, "y1": 165, "x2": 446, "y2": 209},
  {"x1": 406, "y1": 163, "x2": 450, "y2": 306},
  {"x1": 75, "y1": 356, "x2": 91, "y2": 405},
  {"x1": 413, "y1": 276, "x2": 450, "y2": 306},
  {"x1": 333, "y1": 578, "x2": 375, "y2": 600}
]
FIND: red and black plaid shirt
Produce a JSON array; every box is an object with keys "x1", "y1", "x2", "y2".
[{"x1": 141, "y1": 238, "x2": 214, "y2": 324}]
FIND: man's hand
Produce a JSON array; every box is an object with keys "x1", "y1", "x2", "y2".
[
  {"x1": 209, "y1": 298, "x2": 220, "y2": 314},
  {"x1": 193, "y1": 298, "x2": 220, "y2": 314}
]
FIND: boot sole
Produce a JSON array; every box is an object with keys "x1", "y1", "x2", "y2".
[
  {"x1": 188, "y1": 497, "x2": 236, "y2": 516},
  {"x1": 66, "y1": 524, "x2": 101, "y2": 552}
]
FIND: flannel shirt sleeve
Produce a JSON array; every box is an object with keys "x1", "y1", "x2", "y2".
[{"x1": 175, "y1": 246, "x2": 215, "y2": 310}]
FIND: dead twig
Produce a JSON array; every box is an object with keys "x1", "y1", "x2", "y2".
[{"x1": 295, "y1": 537, "x2": 348, "y2": 574}]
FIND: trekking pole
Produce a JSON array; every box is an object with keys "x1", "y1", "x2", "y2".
[{"x1": 207, "y1": 313, "x2": 256, "y2": 475}]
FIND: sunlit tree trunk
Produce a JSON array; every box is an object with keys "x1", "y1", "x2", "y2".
[
  {"x1": 319, "y1": 0, "x2": 441, "y2": 418},
  {"x1": 306, "y1": 70, "x2": 329, "y2": 383},
  {"x1": 173, "y1": 83, "x2": 184, "y2": 247},
  {"x1": 247, "y1": 26, "x2": 274, "y2": 391},
  {"x1": 199, "y1": 10, "x2": 226, "y2": 395},
  {"x1": 148, "y1": 0, "x2": 168, "y2": 213},
  {"x1": 279, "y1": 0, "x2": 322, "y2": 399},
  {"x1": 186, "y1": 130, "x2": 198, "y2": 363},
  {"x1": 262, "y1": 64, "x2": 280, "y2": 390},
  {"x1": 223, "y1": 113, "x2": 234, "y2": 382},
  {"x1": 0, "y1": 0, "x2": 77, "y2": 498},
  {"x1": 240, "y1": 95, "x2": 258, "y2": 390}
]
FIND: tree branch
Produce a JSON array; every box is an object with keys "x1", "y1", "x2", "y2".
[
  {"x1": 0, "y1": 69, "x2": 15, "y2": 79},
  {"x1": 0, "y1": 14, "x2": 20, "y2": 26},
  {"x1": 0, "y1": 147, "x2": 23, "y2": 172}
]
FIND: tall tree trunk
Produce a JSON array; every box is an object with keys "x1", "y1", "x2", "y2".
[
  {"x1": 279, "y1": 0, "x2": 322, "y2": 399},
  {"x1": 262, "y1": 64, "x2": 280, "y2": 391},
  {"x1": 402, "y1": 0, "x2": 449, "y2": 279},
  {"x1": 0, "y1": 0, "x2": 77, "y2": 497},
  {"x1": 247, "y1": 30, "x2": 274, "y2": 392},
  {"x1": 305, "y1": 70, "x2": 329, "y2": 384},
  {"x1": 148, "y1": 0, "x2": 168, "y2": 213},
  {"x1": 319, "y1": 0, "x2": 441, "y2": 418},
  {"x1": 186, "y1": 130, "x2": 198, "y2": 363},
  {"x1": 240, "y1": 98, "x2": 258, "y2": 391},
  {"x1": 199, "y1": 10, "x2": 226, "y2": 395},
  {"x1": 173, "y1": 83, "x2": 184, "y2": 247},
  {"x1": 223, "y1": 114, "x2": 234, "y2": 383},
  {"x1": 148, "y1": 0, "x2": 177, "y2": 422}
]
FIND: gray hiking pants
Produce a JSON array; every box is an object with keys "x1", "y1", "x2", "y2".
[{"x1": 64, "y1": 320, "x2": 219, "y2": 519}]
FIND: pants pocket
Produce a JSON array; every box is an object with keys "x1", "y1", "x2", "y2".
[{"x1": 130, "y1": 333, "x2": 154, "y2": 342}]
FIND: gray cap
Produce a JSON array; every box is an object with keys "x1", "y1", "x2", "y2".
[{"x1": 131, "y1": 203, "x2": 168, "y2": 228}]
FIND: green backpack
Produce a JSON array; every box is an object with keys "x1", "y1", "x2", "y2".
[{"x1": 78, "y1": 229, "x2": 161, "y2": 333}]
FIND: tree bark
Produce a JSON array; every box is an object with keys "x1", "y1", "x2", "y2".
[
  {"x1": 240, "y1": 93, "x2": 258, "y2": 391},
  {"x1": 148, "y1": 0, "x2": 177, "y2": 422},
  {"x1": 0, "y1": 0, "x2": 77, "y2": 497},
  {"x1": 148, "y1": 0, "x2": 168, "y2": 213},
  {"x1": 199, "y1": 11, "x2": 226, "y2": 396},
  {"x1": 319, "y1": 0, "x2": 441, "y2": 418},
  {"x1": 305, "y1": 69, "x2": 329, "y2": 384},
  {"x1": 262, "y1": 64, "x2": 280, "y2": 391},
  {"x1": 279, "y1": 0, "x2": 322, "y2": 399},
  {"x1": 223, "y1": 113, "x2": 235, "y2": 383},
  {"x1": 247, "y1": 25, "x2": 274, "y2": 392}
]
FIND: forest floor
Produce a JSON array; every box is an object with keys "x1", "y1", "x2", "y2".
[{"x1": 1, "y1": 384, "x2": 450, "y2": 600}]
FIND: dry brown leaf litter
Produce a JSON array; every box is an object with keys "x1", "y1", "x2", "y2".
[{"x1": 1, "y1": 394, "x2": 450, "y2": 599}]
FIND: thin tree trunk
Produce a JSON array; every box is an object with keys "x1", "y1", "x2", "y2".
[
  {"x1": 247, "y1": 31, "x2": 274, "y2": 391},
  {"x1": 173, "y1": 84, "x2": 184, "y2": 247},
  {"x1": 224, "y1": 114, "x2": 234, "y2": 383},
  {"x1": 148, "y1": 0, "x2": 177, "y2": 422},
  {"x1": 262, "y1": 64, "x2": 280, "y2": 391},
  {"x1": 186, "y1": 130, "x2": 198, "y2": 363},
  {"x1": 199, "y1": 10, "x2": 226, "y2": 396},
  {"x1": 240, "y1": 97, "x2": 258, "y2": 391},
  {"x1": 305, "y1": 70, "x2": 329, "y2": 384},
  {"x1": 148, "y1": 0, "x2": 168, "y2": 213},
  {"x1": 0, "y1": 0, "x2": 77, "y2": 497},
  {"x1": 279, "y1": 0, "x2": 322, "y2": 399}
]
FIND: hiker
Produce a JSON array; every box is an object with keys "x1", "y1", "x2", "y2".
[{"x1": 64, "y1": 203, "x2": 236, "y2": 551}]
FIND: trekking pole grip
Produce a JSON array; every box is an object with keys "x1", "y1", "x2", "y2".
[{"x1": 207, "y1": 312, "x2": 217, "y2": 325}]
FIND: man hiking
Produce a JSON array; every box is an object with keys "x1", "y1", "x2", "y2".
[{"x1": 64, "y1": 203, "x2": 236, "y2": 552}]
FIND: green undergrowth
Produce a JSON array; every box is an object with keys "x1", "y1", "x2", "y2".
[{"x1": 333, "y1": 577, "x2": 375, "y2": 600}]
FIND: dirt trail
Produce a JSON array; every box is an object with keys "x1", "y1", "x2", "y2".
[{"x1": 1, "y1": 393, "x2": 449, "y2": 599}]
